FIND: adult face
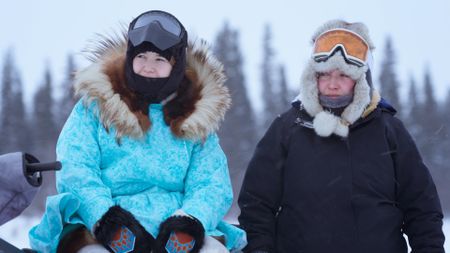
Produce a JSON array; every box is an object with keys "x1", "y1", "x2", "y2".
[
  {"x1": 132, "y1": 51, "x2": 173, "y2": 78},
  {"x1": 317, "y1": 69, "x2": 356, "y2": 98}
]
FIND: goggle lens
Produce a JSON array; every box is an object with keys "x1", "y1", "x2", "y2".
[
  {"x1": 132, "y1": 11, "x2": 182, "y2": 37},
  {"x1": 313, "y1": 29, "x2": 370, "y2": 67}
]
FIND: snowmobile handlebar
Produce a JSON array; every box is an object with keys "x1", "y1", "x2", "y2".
[
  {"x1": 26, "y1": 161, "x2": 62, "y2": 173},
  {"x1": 21, "y1": 153, "x2": 61, "y2": 187}
]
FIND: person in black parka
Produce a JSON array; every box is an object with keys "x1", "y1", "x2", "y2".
[{"x1": 238, "y1": 19, "x2": 445, "y2": 253}]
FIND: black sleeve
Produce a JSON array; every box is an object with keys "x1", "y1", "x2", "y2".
[
  {"x1": 386, "y1": 116, "x2": 445, "y2": 252},
  {"x1": 238, "y1": 115, "x2": 289, "y2": 253}
]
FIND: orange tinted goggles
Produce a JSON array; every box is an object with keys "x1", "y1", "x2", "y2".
[{"x1": 313, "y1": 29, "x2": 370, "y2": 67}]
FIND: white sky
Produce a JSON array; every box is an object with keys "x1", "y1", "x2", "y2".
[{"x1": 1, "y1": 0, "x2": 449, "y2": 112}]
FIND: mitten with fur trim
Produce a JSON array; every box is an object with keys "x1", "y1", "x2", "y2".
[
  {"x1": 93, "y1": 205, "x2": 154, "y2": 253},
  {"x1": 154, "y1": 211, "x2": 205, "y2": 253}
]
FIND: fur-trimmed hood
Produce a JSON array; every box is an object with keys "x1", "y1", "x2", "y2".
[{"x1": 73, "y1": 34, "x2": 230, "y2": 141}]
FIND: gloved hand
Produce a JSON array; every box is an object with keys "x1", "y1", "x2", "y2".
[
  {"x1": 165, "y1": 231, "x2": 195, "y2": 253},
  {"x1": 154, "y1": 210, "x2": 205, "y2": 253},
  {"x1": 94, "y1": 205, "x2": 154, "y2": 253}
]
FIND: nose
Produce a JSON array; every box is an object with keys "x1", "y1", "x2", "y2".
[
  {"x1": 143, "y1": 64, "x2": 155, "y2": 73},
  {"x1": 328, "y1": 77, "x2": 339, "y2": 89}
]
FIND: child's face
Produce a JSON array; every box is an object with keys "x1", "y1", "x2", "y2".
[{"x1": 132, "y1": 51, "x2": 173, "y2": 78}]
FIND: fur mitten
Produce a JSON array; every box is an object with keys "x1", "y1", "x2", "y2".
[
  {"x1": 94, "y1": 205, "x2": 154, "y2": 253},
  {"x1": 154, "y1": 210, "x2": 205, "y2": 253}
]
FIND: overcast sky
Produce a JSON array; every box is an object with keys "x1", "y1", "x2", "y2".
[{"x1": 1, "y1": 0, "x2": 449, "y2": 111}]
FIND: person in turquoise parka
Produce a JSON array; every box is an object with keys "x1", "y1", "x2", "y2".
[{"x1": 29, "y1": 10, "x2": 246, "y2": 253}]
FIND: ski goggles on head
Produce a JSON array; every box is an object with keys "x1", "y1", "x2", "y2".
[
  {"x1": 313, "y1": 28, "x2": 371, "y2": 67},
  {"x1": 128, "y1": 10, "x2": 184, "y2": 51}
]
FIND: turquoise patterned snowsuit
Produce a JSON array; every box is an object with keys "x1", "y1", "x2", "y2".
[
  {"x1": 28, "y1": 40, "x2": 246, "y2": 252},
  {"x1": 29, "y1": 101, "x2": 245, "y2": 252}
]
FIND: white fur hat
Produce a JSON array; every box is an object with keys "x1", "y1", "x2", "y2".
[{"x1": 297, "y1": 20, "x2": 378, "y2": 138}]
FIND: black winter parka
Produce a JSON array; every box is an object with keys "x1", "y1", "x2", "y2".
[{"x1": 238, "y1": 102, "x2": 445, "y2": 253}]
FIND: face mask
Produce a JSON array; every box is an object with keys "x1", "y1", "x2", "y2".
[{"x1": 125, "y1": 71, "x2": 169, "y2": 103}]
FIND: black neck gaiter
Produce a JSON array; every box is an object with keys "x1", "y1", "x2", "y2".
[
  {"x1": 124, "y1": 42, "x2": 186, "y2": 104},
  {"x1": 125, "y1": 63, "x2": 169, "y2": 103}
]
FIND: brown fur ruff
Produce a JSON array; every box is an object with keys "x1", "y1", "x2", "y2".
[{"x1": 74, "y1": 32, "x2": 230, "y2": 141}]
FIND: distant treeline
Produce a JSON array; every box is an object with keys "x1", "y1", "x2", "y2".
[{"x1": 1, "y1": 23, "x2": 449, "y2": 216}]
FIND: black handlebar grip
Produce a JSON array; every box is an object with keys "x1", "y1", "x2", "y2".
[{"x1": 26, "y1": 161, "x2": 62, "y2": 173}]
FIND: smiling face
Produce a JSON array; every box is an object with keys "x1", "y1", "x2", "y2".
[
  {"x1": 132, "y1": 51, "x2": 173, "y2": 78},
  {"x1": 317, "y1": 69, "x2": 356, "y2": 97}
]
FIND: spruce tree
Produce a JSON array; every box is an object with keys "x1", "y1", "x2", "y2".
[
  {"x1": 261, "y1": 24, "x2": 280, "y2": 128},
  {"x1": 28, "y1": 65, "x2": 59, "y2": 213},
  {"x1": 436, "y1": 88, "x2": 450, "y2": 212},
  {"x1": 378, "y1": 37, "x2": 401, "y2": 117},
  {"x1": 278, "y1": 64, "x2": 292, "y2": 111},
  {"x1": 0, "y1": 50, "x2": 15, "y2": 153},
  {"x1": 404, "y1": 76, "x2": 420, "y2": 137},
  {"x1": 32, "y1": 66, "x2": 58, "y2": 160},
  {"x1": 214, "y1": 22, "x2": 257, "y2": 217},
  {"x1": 441, "y1": 89, "x2": 450, "y2": 158},
  {"x1": 0, "y1": 50, "x2": 28, "y2": 153},
  {"x1": 417, "y1": 67, "x2": 440, "y2": 162},
  {"x1": 56, "y1": 54, "x2": 77, "y2": 130}
]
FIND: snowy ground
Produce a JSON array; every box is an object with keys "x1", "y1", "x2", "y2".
[
  {"x1": 1, "y1": 215, "x2": 449, "y2": 251},
  {"x1": 0, "y1": 215, "x2": 41, "y2": 250}
]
